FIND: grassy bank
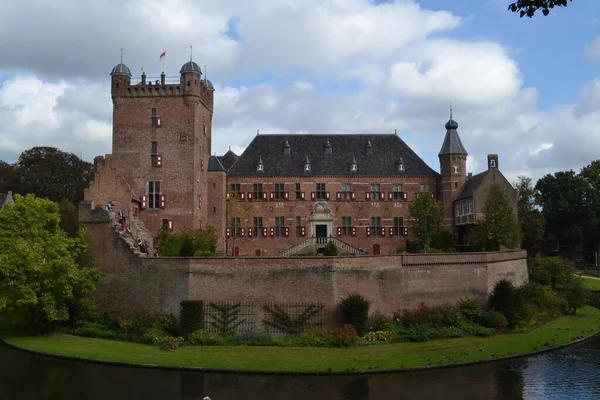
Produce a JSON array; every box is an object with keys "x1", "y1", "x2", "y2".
[
  {"x1": 581, "y1": 276, "x2": 600, "y2": 292},
  {"x1": 4, "y1": 306, "x2": 600, "y2": 373}
]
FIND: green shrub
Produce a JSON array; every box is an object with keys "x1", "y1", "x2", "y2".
[
  {"x1": 390, "y1": 323, "x2": 435, "y2": 342},
  {"x1": 480, "y1": 311, "x2": 508, "y2": 330},
  {"x1": 431, "y1": 230, "x2": 456, "y2": 252},
  {"x1": 462, "y1": 324, "x2": 495, "y2": 338},
  {"x1": 187, "y1": 329, "x2": 220, "y2": 345},
  {"x1": 367, "y1": 310, "x2": 393, "y2": 332},
  {"x1": 75, "y1": 321, "x2": 119, "y2": 340},
  {"x1": 142, "y1": 328, "x2": 170, "y2": 344},
  {"x1": 324, "y1": 241, "x2": 338, "y2": 256},
  {"x1": 521, "y1": 282, "x2": 566, "y2": 313},
  {"x1": 406, "y1": 240, "x2": 423, "y2": 253},
  {"x1": 488, "y1": 279, "x2": 528, "y2": 328},
  {"x1": 152, "y1": 312, "x2": 179, "y2": 336},
  {"x1": 362, "y1": 330, "x2": 393, "y2": 342},
  {"x1": 435, "y1": 326, "x2": 465, "y2": 339},
  {"x1": 454, "y1": 244, "x2": 482, "y2": 253},
  {"x1": 339, "y1": 294, "x2": 371, "y2": 335},
  {"x1": 395, "y1": 304, "x2": 462, "y2": 328},
  {"x1": 530, "y1": 257, "x2": 576, "y2": 290},
  {"x1": 295, "y1": 328, "x2": 327, "y2": 347},
  {"x1": 458, "y1": 298, "x2": 483, "y2": 323},
  {"x1": 158, "y1": 336, "x2": 185, "y2": 351},
  {"x1": 180, "y1": 300, "x2": 205, "y2": 336},
  {"x1": 179, "y1": 236, "x2": 195, "y2": 256},
  {"x1": 560, "y1": 279, "x2": 588, "y2": 315}
]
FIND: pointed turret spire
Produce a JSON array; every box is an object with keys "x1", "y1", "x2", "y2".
[{"x1": 439, "y1": 110, "x2": 467, "y2": 156}]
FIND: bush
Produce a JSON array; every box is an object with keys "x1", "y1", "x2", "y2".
[
  {"x1": 187, "y1": 329, "x2": 221, "y2": 345},
  {"x1": 362, "y1": 330, "x2": 393, "y2": 342},
  {"x1": 325, "y1": 325, "x2": 360, "y2": 347},
  {"x1": 340, "y1": 294, "x2": 371, "y2": 335},
  {"x1": 367, "y1": 310, "x2": 393, "y2": 332},
  {"x1": 435, "y1": 326, "x2": 465, "y2": 339},
  {"x1": 180, "y1": 300, "x2": 204, "y2": 337},
  {"x1": 480, "y1": 311, "x2": 508, "y2": 330},
  {"x1": 488, "y1": 279, "x2": 528, "y2": 328},
  {"x1": 462, "y1": 324, "x2": 496, "y2": 338},
  {"x1": 179, "y1": 236, "x2": 195, "y2": 256},
  {"x1": 529, "y1": 256, "x2": 576, "y2": 290},
  {"x1": 458, "y1": 298, "x2": 483, "y2": 323},
  {"x1": 406, "y1": 240, "x2": 423, "y2": 253},
  {"x1": 142, "y1": 328, "x2": 170, "y2": 344},
  {"x1": 390, "y1": 323, "x2": 435, "y2": 343},
  {"x1": 295, "y1": 328, "x2": 327, "y2": 347},
  {"x1": 324, "y1": 241, "x2": 338, "y2": 256},
  {"x1": 75, "y1": 321, "x2": 119, "y2": 340},
  {"x1": 158, "y1": 336, "x2": 185, "y2": 351},
  {"x1": 431, "y1": 230, "x2": 456, "y2": 252},
  {"x1": 454, "y1": 244, "x2": 482, "y2": 253},
  {"x1": 152, "y1": 312, "x2": 179, "y2": 336},
  {"x1": 395, "y1": 304, "x2": 462, "y2": 328},
  {"x1": 560, "y1": 279, "x2": 588, "y2": 315},
  {"x1": 521, "y1": 282, "x2": 566, "y2": 313}
]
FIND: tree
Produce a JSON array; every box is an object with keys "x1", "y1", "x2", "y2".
[
  {"x1": 536, "y1": 171, "x2": 592, "y2": 257},
  {"x1": 529, "y1": 256, "x2": 576, "y2": 290},
  {"x1": 508, "y1": 0, "x2": 573, "y2": 18},
  {"x1": 408, "y1": 191, "x2": 443, "y2": 252},
  {"x1": 560, "y1": 278, "x2": 588, "y2": 315},
  {"x1": 580, "y1": 160, "x2": 600, "y2": 260},
  {"x1": 515, "y1": 176, "x2": 545, "y2": 258},
  {"x1": 10, "y1": 146, "x2": 93, "y2": 204},
  {"x1": 479, "y1": 183, "x2": 521, "y2": 250},
  {"x1": 58, "y1": 199, "x2": 81, "y2": 238},
  {"x1": 0, "y1": 194, "x2": 103, "y2": 327},
  {"x1": 0, "y1": 160, "x2": 16, "y2": 194}
]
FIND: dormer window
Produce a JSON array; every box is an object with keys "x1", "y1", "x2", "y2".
[
  {"x1": 257, "y1": 156, "x2": 264, "y2": 172},
  {"x1": 397, "y1": 157, "x2": 405, "y2": 171},
  {"x1": 350, "y1": 155, "x2": 358, "y2": 173},
  {"x1": 325, "y1": 140, "x2": 332, "y2": 155},
  {"x1": 283, "y1": 140, "x2": 290, "y2": 155},
  {"x1": 366, "y1": 141, "x2": 373, "y2": 155},
  {"x1": 303, "y1": 156, "x2": 311, "y2": 172}
]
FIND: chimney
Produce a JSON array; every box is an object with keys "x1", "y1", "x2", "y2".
[
  {"x1": 161, "y1": 72, "x2": 166, "y2": 85},
  {"x1": 141, "y1": 72, "x2": 146, "y2": 85},
  {"x1": 488, "y1": 154, "x2": 499, "y2": 170},
  {"x1": 467, "y1": 172, "x2": 473, "y2": 178}
]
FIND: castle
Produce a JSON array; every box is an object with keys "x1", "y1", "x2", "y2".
[{"x1": 85, "y1": 57, "x2": 517, "y2": 256}]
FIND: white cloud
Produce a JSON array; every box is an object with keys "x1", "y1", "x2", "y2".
[{"x1": 0, "y1": 0, "x2": 598, "y2": 186}]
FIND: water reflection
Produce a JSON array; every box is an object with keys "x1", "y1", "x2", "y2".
[{"x1": 0, "y1": 337, "x2": 599, "y2": 400}]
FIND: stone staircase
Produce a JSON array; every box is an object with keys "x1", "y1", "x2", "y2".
[
  {"x1": 279, "y1": 237, "x2": 364, "y2": 257},
  {"x1": 107, "y1": 209, "x2": 155, "y2": 257}
]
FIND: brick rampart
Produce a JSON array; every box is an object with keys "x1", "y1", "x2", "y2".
[{"x1": 80, "y1": 203, "x2": 528, "y2": 333}]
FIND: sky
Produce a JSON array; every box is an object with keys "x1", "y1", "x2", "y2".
[{"x1": 1, "y1": 0, "x2": 599, "y2": 184}]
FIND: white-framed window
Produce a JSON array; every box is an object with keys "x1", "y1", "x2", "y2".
[{"x1": 148, "y1": 181, "x2": 161, "y2": 209}]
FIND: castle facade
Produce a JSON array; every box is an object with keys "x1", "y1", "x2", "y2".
[{"x1": 85, "y1": 58, "x2": 516, "y2": 256}]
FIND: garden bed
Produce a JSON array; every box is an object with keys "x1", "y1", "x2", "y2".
[{"x1": 4, "y1": 306, "x2": 600, "y2": 373}]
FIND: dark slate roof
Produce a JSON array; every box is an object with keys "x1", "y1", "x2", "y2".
[
  {"x1": 218, "y1": 149, "x2": 239, "y2": 171},
  {"x1": 110, "y1": 63, "x2": 131, "y2": 76},
  {"x1": 454, "y1": 171, "x2": 487, "y2": 201},
  {"x1": 208, "y1": 155, "x2": 226, "y2": 172},
  {"x1": 227, "y1": 134, "x2": 439, "y2": 177},
  {"x1": 180, "y1": 61, "x2": 202, "y2": 73},
  {"x1": 439, "y1": 118, "x2": 467, "y2": 156}
]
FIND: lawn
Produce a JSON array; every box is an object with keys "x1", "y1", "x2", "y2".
[
  {"x1": 4, "y1": 306, "x2": 600, "y2": 373},
  {"x1": 581, "y1": 276, "x2": 600, "y2": 292}
]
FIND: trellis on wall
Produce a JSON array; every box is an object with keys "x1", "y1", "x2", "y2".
[
  {"x1": 262, "y1": 302, "x2": 324, "y2": 336},
  {"x1": 204, "y1": 302, "x2": 255, "y2": 334}
]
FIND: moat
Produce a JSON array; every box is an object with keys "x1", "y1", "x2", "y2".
[{"x1": 1, "y1": 336, "x2": 599, "y2": 400}]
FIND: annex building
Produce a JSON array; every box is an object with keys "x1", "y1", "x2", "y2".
[{"x1": 85, "y1": 58, "x2": 517, "y2": 256}]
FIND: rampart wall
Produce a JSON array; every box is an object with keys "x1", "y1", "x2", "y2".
[{"x1": 79, "y1": 201, "x2": 529, "y2": 333}]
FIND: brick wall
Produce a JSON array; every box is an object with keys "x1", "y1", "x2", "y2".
[{"x1": 80, "y1": 202, "x2": 528, "y2": 333}]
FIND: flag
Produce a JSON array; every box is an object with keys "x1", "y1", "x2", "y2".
[{"x1": 159, "y1": 51, "x2": 166, "y2": 61}]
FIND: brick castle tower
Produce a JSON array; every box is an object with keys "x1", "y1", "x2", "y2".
[
  {"x1": 438, "y1": 110, "x2": 468, "y2": 234},
  {"x1": 86, "y1": 54, "x2": 214, "y2": 234}
]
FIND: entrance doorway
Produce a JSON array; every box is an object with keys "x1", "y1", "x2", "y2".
[{"x1": 316, "y1": 224, "x2": 327, "y2": 244}]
